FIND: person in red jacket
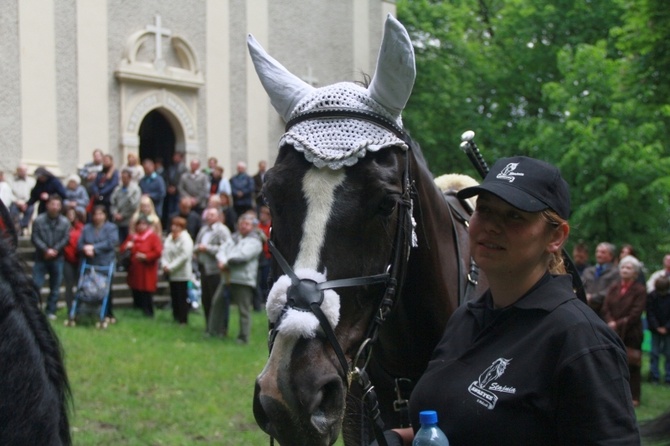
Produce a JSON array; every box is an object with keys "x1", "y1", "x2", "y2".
[
  {"x1": 120, "y1": 216, "x2": 163, "y2": 317},
  {"x1": 63, "y1": 207, "x2": 85, "y2": 315}
]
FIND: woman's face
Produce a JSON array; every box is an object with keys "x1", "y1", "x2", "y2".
[
  {"x1": 468, "y1": 192, "x2": 564, "y2": 279},
  {"x1": 619, "y1": 262, "x2": 637, "y2": 281},
  {"x1": 136, "y1": 221, "x2": 149, "y2": 233},
  {"x1": 140, "y1": 200, "x2": 152, "y2": 214}
]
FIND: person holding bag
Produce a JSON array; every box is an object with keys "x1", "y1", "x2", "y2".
[{"x1": 601, "y1": 255, "x2": 647, "y2": 407}]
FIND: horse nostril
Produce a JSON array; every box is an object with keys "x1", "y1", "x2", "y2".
[
  {"x1": 319, "y1": 378, "x2": 344, "y2": 415},
  {"x1": 253, "y1": 380, "x2": 271, "y2": 431},
  {"x1": 297, "y1": 374, "x2": 345, "y2": 433}
]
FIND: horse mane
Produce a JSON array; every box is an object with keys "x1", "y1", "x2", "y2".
[{"x1": 0, "y1": 234, "x2": 72, "y2": 445}]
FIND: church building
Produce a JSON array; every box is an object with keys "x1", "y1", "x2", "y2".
[{"x1": 1, "y1": 0, "x2": 396, "y2": 177}]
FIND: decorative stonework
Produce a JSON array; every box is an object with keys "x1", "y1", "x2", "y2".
[
  {"x1": 115, "y1": 14, "x2": 204, "y2": 89},
  {"x1": 120, "y1": 89, "x2": 199, "y2": 156},
  {"x1": 116, "y1": 15, "x2": 201, "y2": 161}
]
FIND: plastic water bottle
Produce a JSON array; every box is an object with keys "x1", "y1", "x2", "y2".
[{"x1": 412, "y1": 410, "x2": 449, "y2": 446}]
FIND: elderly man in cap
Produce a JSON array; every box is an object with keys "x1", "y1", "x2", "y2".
[{"x1": 27, "y1": 167, "x2": 67, "y2": 215}]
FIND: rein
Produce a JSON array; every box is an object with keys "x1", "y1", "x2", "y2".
[{"x1": 267, "y1": 109, "x2": 417, "y2": 446}]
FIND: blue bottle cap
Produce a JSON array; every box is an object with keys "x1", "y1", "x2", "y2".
[{"x1": 419, "y1": 410, "x2": 438, "y2": 425}]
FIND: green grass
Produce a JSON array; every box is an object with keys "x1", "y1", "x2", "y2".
[
  {"x1": 52, "y1": 306, "x2": 670, "y2": 445},
  {"x1": 53, "y1": 305, "x2": 270, "y2": 445}
]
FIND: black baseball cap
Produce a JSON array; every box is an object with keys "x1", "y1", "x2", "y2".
[{"x1": 457, "y1": 156, "x2": 571, "y2": 220}]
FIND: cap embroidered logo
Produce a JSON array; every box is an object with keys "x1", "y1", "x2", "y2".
[{"x1": 495, "y1": 162, "x2": 524, "y2": 183}]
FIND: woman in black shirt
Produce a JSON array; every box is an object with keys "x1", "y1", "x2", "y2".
[{"x1": 377, "y1": 156, "x2": 639, "y2": 445}]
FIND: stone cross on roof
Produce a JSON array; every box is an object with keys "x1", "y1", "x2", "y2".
[{"x1": 146, "y1": 14, "x2": 171, "y2": 69}]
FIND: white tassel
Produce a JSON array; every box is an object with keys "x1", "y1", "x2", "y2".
[{"x1": 410, "y1": 198, "x2": 418, "y2": 248}]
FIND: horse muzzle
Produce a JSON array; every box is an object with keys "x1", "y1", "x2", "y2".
[{"x1": 253, "y1": 363, "x2": 345, "y2": 446}]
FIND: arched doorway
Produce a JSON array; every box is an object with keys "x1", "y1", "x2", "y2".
[{"x1": 139, "y1": 109, "x2": 176, "y2": 170}]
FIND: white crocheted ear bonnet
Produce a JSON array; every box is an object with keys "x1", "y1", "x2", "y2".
[
  {"x1": 280, "y1": 83, "x2": 406, "y2": 169},
  {"x1": 248, "y1": 14, "x2": 416, "y2": 170}
]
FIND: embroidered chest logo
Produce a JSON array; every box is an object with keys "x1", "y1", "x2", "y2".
[
  {"x1": 468, "y1": 358, "x2": 516, "y2": 410},
  {"x1": 496, "y1": 163, "x2": 524, "y2": 183}
]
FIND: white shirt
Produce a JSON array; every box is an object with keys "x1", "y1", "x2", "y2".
[
  {"x1": 218, "y1": 178, "x2": 232, "y2": 197},
  {"x1": 9, "y1": 175, "x2": 36, "y2": 202},
  {"x1": 0, "y1": 182, "x2": 15, "y2": 207}
]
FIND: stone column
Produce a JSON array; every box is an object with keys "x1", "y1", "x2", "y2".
[
  {"x1": 206, "y1": 0, "x2": 232, "y2": 173},
  {"x1": 19, "y1": 0, "x2": 59, "y2": 174},
  {"x1": 77, "y1": 0, "x2": 109, "y2": 167}
]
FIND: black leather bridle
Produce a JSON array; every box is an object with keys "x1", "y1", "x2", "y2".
[{"x1": 266, "y1": 108, "x2": 416, "y2": 446}]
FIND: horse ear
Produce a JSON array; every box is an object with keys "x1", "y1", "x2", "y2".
[
  {"x1": 247, "y1": 34, "x2": 315, "y2": 122},
  {"x1": 368, "y1": 14, "x2": 416, "y2": 118},
  {"x1": 0, "y1": 199, "x2": 17, "y2": 250}
]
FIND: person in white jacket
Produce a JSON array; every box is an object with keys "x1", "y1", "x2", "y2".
[
  {"x1": 161, "y1": 216, "x2": 194, "y2": 324},
  {"x1": 210, "y1": 213, "x2": 262, "y2": 344}
]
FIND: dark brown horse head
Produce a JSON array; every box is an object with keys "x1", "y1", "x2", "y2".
[
  {"x1": 248, "y1": 15, "x2": 479, "y2": 446},
  {"x1": 256, "y1": 144, "x2": 412, "y2": 445},
  {"x1": 249, "y1": 15, "x2": 416, "y2": 445}
]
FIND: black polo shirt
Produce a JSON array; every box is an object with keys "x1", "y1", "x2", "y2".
[{"x1": 410, "y1": 274, "x2": 640, "y2": 445}]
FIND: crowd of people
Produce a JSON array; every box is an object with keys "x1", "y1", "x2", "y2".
[
  {"x1": 0, "y1": 150, "x2": 270, "y2": 345},
  {"x1": 573, "y1": 241, "x2": 670, "y2": 406}
]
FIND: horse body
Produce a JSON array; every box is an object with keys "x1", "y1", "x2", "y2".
[
  {"x1": 249, "y1": 15, "x2": 485, "y2": 446},
  {"x1": 0, "y1": 201, "x2": 71, "y2": 445}
]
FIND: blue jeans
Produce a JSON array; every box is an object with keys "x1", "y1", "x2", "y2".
[
  {"x1": 33, "y1": 257, "x2": 64, "y2": 315},
  {"x1": 10, "y1": 202, "x2": 34, "y2": 230},
  {"x1": 650, "y1": 332, "x2": 670, "y2": 382}
]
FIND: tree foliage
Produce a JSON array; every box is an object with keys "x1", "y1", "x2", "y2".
[{"x1": 398, "y1": 0, "x2": 670, "y2": 270}]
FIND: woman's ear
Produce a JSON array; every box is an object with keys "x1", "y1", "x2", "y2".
[{"x1": 547, "y1": 222, "x2": 570, "y2": 254}]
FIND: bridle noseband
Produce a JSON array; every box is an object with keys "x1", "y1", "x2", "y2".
[{"x1": 268, "y1": 240, "x2": 391, "y2": 381}]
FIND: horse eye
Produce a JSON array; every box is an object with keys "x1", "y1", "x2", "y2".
[{"x1": 378, "y1": 195, "x2": 398, "y2": 216}]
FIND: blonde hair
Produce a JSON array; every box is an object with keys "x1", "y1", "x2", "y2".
[
  {"x1": 130, "y1": 194, "x2": 163, "y2": 234},
  {"x1": 542, "y1": 209, "x2": 568, "y2": 275}
]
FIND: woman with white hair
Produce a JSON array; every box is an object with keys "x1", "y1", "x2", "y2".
[
  {"x1": 602, "y1": 255, "x2": 647, "y2": 407},
  {"x1": 63, "y1": 174, "x2": 89, "y2": 215}
]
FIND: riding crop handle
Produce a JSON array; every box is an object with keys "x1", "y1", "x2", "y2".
[{"x1": 460, "y1": 130, "x2": 489, "y2": 179}]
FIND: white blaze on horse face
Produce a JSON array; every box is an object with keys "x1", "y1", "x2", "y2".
[{"x1": 295, "y1": 168, "x2": 346, "y2": 270}]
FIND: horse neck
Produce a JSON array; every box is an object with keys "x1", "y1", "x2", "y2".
[
  {"x1": 408, "y1": 151, "x2": 461, "y2": 307},
  {"x1": 375, "y1": 150, "x2": 460, "y2": 380}
]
